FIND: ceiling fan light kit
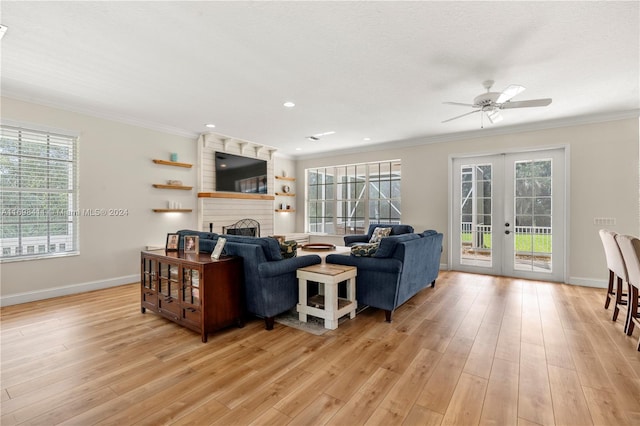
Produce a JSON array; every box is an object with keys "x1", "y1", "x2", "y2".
[{"x1": 443, "y1": 80, "x2": 552, "y2": 127}]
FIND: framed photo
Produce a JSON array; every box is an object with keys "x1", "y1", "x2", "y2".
[
  {"x1": 211, "y1": 237, "x2": 227, "y2": 260},
  {"x1": 183, "y1": 235, "x2": 199, "y2": 254},
  {"x1": 166, "y1": 233, "x2": 179, "y2": 251}
]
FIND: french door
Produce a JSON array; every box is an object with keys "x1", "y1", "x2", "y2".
[{"x1": 451, "y1": 149, "x2": 565, "y2": 282}]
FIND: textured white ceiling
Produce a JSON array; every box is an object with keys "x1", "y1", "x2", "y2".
[{"x1": 1, "y1": 1, "x2": 638, "y2": 157}]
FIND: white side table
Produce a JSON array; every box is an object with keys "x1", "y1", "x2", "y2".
[{"x1": 296, "y1": 264, "x2": 357, "y2": 330}]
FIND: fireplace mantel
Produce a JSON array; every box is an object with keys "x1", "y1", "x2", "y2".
[{"x1": 198, "y1": 192, "x2": 275, "y2": 201}]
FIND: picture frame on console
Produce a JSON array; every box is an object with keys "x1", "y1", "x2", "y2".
[
  {"x1": 211, "y1": 237, "x2": 227, "y2": 260},
  {"x1": 184, "y1": 235, "x2": 199, "y2": 254},
  {"x1": 166, "y1": 233, "x2": 179, "y2": 251}
]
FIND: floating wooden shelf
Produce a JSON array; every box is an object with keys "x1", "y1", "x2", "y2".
[
  {"x1": 275, "y1": 209, "x2": 296, "y2": 213},
  {"x1": 275, "y1": 176, "x2": 296, "y2": 181},
  {"x1": 198, "y1": 192, "x2": 275, "y2": 201},
  {"x1": 275, "y1": 192, "x2": 296, "y2": 197},
  {"x1": 152, "y1": 184, "x2": 193, "y2": 190},
  {"x1": 152, "y1": 209, "x2": 193, "y2": 213},
  {"x1": 152, "y1": 159, "x2": 193, "y2": 168}
]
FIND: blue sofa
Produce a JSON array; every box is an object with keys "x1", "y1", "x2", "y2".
[
  {"x1": 343, "y1": 223, "x2": 415, "y2": 247},
  {"x1": 326, "y1": 230, "x2": 443, "y2": 322},
  {"x1": 177, "y1": 230, "x2": 322, "y2": 330}
]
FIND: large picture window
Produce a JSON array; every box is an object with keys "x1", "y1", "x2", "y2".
[
  {"x1": 1, "y1": 125, "x2": 79, "y2": 260},
  {"x1": 306, "y1": 160, "x2": 401, "y2": 235}
]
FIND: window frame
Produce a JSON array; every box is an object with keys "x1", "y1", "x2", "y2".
[
  {"x1": 1, "y1": 124, "x2": 79, "y2": 262},
  {"x1": 305, "y1": 160, "x2": 401, "y2": 235}
]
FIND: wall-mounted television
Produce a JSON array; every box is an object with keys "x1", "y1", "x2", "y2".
[{"x1": 215, "y1": 151, "x2": 267, "y2": 194}]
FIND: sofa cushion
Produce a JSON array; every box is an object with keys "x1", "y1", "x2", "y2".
[
  {"x1": 420, "y1": 229, "x2": 438, "y2": 237},
  {"x1": 374, "y1": 233, "x2": 420, "y2": 258},
  {"x1": 390, "y1": 224, "x2": 415, "y2": 235},
  {"x1": 369, "y1": 227, "x2": 392, "y2": 243},
  {"x1": 222, "y1": 235, "x2": 283, "y2": 261},
  {"x1": 351, "y1": 242, "x2": 379, "y2": 257},
  {"x1": 280, "y1": 240, "x2": 298, "y2": 258}
]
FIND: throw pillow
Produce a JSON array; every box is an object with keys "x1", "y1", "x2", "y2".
[
  {"x1": 280, "y1": 240, "x2": 298, "y2": 258},
  {"x1": 351, "y1": 242, "x2": 379, "y2": 257},
  {"x1": 369, "y1": 227, "x2": 392, "y2": 243}
]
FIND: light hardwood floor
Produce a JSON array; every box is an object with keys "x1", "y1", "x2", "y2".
[{"x1": 2, "y1": 271, "x2": 639, "y2": 425}]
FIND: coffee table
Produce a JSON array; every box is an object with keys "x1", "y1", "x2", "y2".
[{"x1": 296, "y1": 263, "x2": 357, "y2": 330}]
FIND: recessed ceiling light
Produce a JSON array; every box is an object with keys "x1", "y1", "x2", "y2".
[
  {"x1": 205, "y1": 123, "x2": 216, "y2": 128},
  {"x1": 363, "y1": 137, "x2": 371, "y2": 141},
  {"x1": 295, "y1": 148, "x2": 302, "y2": 151},
  {"x1": 283, "y1": 102, "x2": 295, "y2": 108}
]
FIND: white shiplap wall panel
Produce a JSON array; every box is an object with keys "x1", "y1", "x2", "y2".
[{"x1": 198, "y1": 133, "x2": 275, "y2": 236}]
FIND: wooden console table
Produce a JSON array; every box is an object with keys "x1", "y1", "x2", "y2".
[{"x1": 140, "y1": 250, "x2": 243, "y2": 342}]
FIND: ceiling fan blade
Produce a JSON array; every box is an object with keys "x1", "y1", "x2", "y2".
[
  {"x1": 442, "y1": 109, "x2": 481, "y2": 123},
  {"x1": 500, "y1": 98, "x2": 552, "y2": 109},
  {"x1": 443, "y1": 101, "x2": 475, "y2": 107},
  {"x1": 496, "y1": 84, "x2": 526, "y2": 104},
  {"x1": 487, "y1": 110, "x2": 503, "y2": 124}
]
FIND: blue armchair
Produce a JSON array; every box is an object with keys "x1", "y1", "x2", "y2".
[{"x1": 343, "y1": 223, "x2": 415, "y2": 247}]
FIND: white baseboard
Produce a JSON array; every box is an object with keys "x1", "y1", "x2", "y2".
[
  {"x1": 567, "y1": 276, "x2": 607, "y2": 288},
  {"x1": 0, "y1": 274, "x2": 138, "y2": 307}
]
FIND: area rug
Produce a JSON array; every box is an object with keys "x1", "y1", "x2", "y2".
[{"x1": 274, "y1": 306, "x2": 368, "y2": 335}]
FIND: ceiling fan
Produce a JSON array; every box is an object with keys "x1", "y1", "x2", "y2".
[{"x1": 442, "y1": 80, "x2": 552, "y2": 127}]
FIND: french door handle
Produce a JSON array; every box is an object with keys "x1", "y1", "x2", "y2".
[
  {"x1": 505, "y1": 222, "x2": 510, "y2": 227},
  {"x1": 505, "y1": 230, "x2": 511, "y2": 235}
]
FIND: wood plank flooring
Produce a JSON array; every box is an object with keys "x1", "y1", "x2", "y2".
[{"x1": 2, "y1": 271, "x2": 639, "y2": 425}]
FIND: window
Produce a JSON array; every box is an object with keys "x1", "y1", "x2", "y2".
[
  {"x1": 1, "y1": 125, "x2": 79, "y2": 261},
  {"x1": 306, "y1": 160, "x2": 401, "y2": 235}
]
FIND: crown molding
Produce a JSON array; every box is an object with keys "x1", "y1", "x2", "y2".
[
  {"x1": 295, "y1": 109, "x2": 640, "y2": 160},
  {"x1": 2, "y1": 92, "x2": 200, "y2": 139}
]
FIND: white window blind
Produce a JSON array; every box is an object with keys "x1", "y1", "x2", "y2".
[{"x1": 0, "y1": 125, "x2": 79, "y2": 260}]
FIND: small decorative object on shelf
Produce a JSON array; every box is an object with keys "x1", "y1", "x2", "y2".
[
  {"x1": 282, "y1": 185, "x2": 290, "y2": 193},
  {"x1": 167, "y1": 180, "x2": 183, "y2": 186},
  {"x1": 170, "y1": 152, "x2": 178, "y2": 162}
]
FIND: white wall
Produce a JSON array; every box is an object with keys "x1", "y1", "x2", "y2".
[
  {"x1": 1, "y1": 97, "x2": 199, "y2": 305},
  {"x1": 295, "y1": 118, "x2": 640, "y2": 287}
]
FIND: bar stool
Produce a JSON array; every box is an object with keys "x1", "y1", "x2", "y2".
[
  {"x1": 599, "y1": 229, "x2": 628, "y2": 321},
  {"x1": 615, "y1": 234, "x2": 640, "y2": 351}
]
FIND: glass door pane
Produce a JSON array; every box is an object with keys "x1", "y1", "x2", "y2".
[
  {"x1": 182, "y1": 267, "x2": 201, "y2": 307},
  {"x1": 460, "y1": 163, "x2": 494, "y2": 267},
  {"x1": 513, "y1": 159, "x2": 553, "y2": 272},
  {"x1": 158, "y1": 262, "x2": 179, "y2": 299},
  {"x1": 142, "y1": 257, "x2": 156, "y2": 291}
]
